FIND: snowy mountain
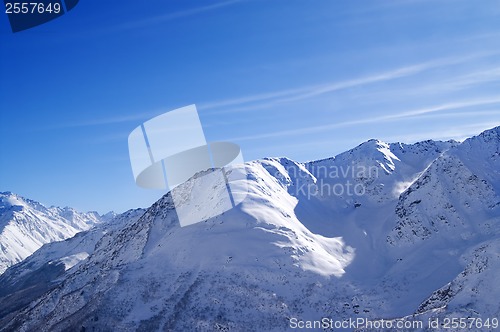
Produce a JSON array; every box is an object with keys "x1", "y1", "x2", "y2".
[
  {"x1": 0, "y1": 127, "x2": 498, "y2": 331},
  {"x1": 0, "y1": 208, "x2": 145, "y2": 322},
  {"x1": 0, "y1": 192, "x2": 104, "y2": 274}
]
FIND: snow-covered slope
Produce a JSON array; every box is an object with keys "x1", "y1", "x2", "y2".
[
  {"x1": 0, "y1": 127, "x2": 498, "y2": 331},
  {"x1": 0, "y1": 192, "x2": 104, "y2": 274},
  {"x1": 0, "y1": 208, "x2": 145, "y2": 322},
  {"x1": 388, "y1": 128, "x2": 499, "y2": 247}
]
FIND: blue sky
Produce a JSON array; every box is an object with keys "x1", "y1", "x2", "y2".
[{"x1": 1, "y1": 0, "x2": 499, "y2": 213}]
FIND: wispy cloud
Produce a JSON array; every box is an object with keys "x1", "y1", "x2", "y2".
[
  {"x1": 113, "y1": 0, "x2": 243, "y2": 31},
  {"x1": 63, "y1": 114, "x2": 150, "y2": 128},
  {"x1": 46, "y1": 53, "x2": 500, "y2": 131},
  {"x1": 228, "y1": 97, "x2": 500, "y2": 141},
  {"x1": 350, "y1": 65, "x2": 500, "y2": 101},
  {"x1": 52, "y1": 52, "x2": 500, "y2": 130},
  {"x1": 199, "y1": 52, "x2": 500, "y2": 114},
  {"x1": 450, "y1": 67, "x2": 500, "y2": 88},
  {"x1": 378, "y1": 122, "x2": 500, "y2": 144},
  {"x1": 394, "y1": 98, "x2": 500, "y2": 117},
  {"x1": 38, "y1": 107, "x2": 176, "y2": 131}
]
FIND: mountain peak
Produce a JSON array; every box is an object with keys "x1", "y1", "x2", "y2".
[
  {"x1": 469, "y1": 125, "x2": 500, "y2": 143},
  {"x1": 0, "y1": 192, "x2": 31, "y2": 210},
  {"x1": 0, "y1": 193, "x2": 104, "y2": 274},
  {"x1": 0, "y1": 127, "x2": 499, "y2": 330}
]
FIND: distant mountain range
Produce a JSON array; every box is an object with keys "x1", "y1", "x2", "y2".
[
  {"x1": 0, "y1": 192, "x2": 112, "y2": 274},
  {"x1": 0, "y1": 126, "x2": 498, "y2": 331}
]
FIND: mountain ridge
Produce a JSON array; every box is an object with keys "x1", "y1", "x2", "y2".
[
  {"x1": 0, "y1": 126, "x2": 498, "y2": 331},
  {"x1": 0, "y1": 192, "x2": 108, "y2": 274}
]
